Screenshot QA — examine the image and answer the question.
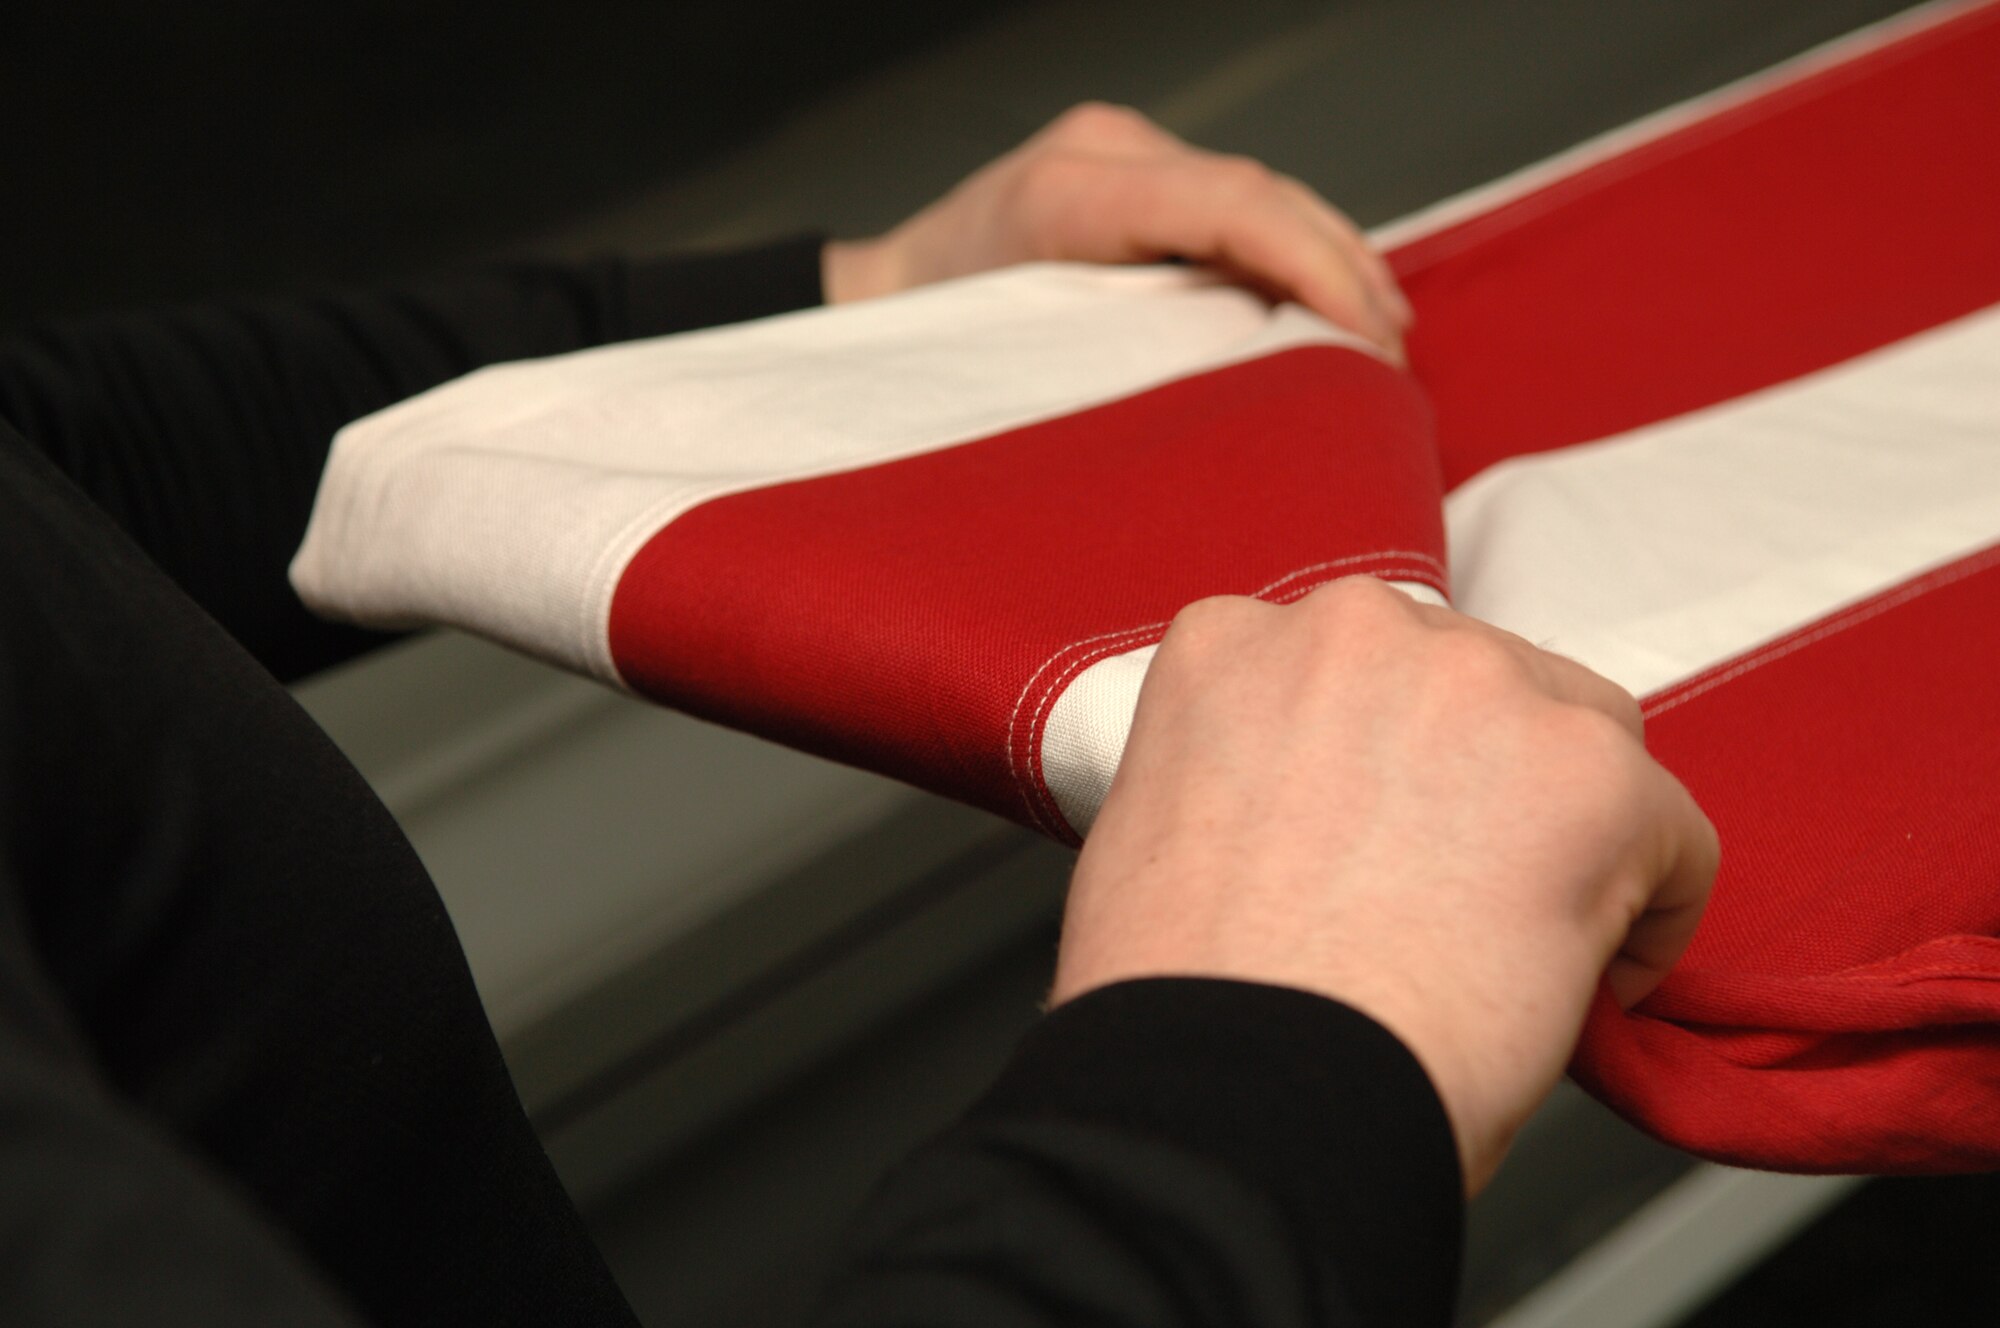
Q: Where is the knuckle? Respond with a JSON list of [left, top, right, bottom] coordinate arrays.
[[1054, 100, 1150, 141], [1574, 704, 1641, 758], [1302, 573, 1403, 611], [1433, 627, 1527, 694], [1295, 576, 1419, 641], [1008, 154, 1089, 224], [1298, 578, 1434, 663], [1212, 154, 1278, 195], [1162, 594, 1260, 652], [1019, 149, 1090, 195], [1548, 706, 1646, 789], [1611, 686, 1646, 739], [1556, 678, 1647, 760]]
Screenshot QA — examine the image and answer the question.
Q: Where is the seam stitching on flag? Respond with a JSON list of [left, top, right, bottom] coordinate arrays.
[[1006, 551, 1451, 838], [1831, 965, 2000, 985], [1007, 553, 1447, 836], [1021, 631, 1172, 842], [1017, 561, 1449, 840], [1008, 626, 1166, 840], [1014, 557, 1451, 837], [1641, 541, 2000, 720], [1269, 566, 1447, 605], [1252, 551, 1446, 600]]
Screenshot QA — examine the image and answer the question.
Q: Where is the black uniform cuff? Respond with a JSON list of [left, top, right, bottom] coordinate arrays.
[[970, 977, 1464, 1326]]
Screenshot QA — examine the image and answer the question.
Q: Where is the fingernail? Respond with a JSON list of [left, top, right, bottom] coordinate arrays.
[[1361, 290, 1404, 360], [1380, 270, 1416, 327], [1360, 246, 1414, 327], [1367, 318, 1407, 367]]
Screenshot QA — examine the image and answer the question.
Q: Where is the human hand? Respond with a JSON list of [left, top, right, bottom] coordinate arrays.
[[1049, 577, 1719, 1196], [821, 102, 1412, 361]]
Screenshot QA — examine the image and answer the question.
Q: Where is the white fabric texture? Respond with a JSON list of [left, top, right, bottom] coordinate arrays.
[[293, 272, 2000, 840], [1041, 307, 2000, 836], [292, 264, 1372, 683], [292, 0, 1995, 840]]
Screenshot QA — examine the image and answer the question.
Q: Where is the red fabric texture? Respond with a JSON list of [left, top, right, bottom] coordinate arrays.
[[1386, 3, 2000, 1171], [1574, 546, 2000, 1173], [1393, 1, 2000, 490], [604, 3, 2000, 1169], [608, 345, 1444, 840]]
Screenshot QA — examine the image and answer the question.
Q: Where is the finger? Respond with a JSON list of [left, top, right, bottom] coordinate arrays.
[[1258, 182, 1407, 342], [1102, 138, 1412, 334], [1276, 177, 1414, 328], [1031, 102, 1186, 160], [1605, 771, 1720, 1008], [1528, 649, 1646, 743], [1412, 607, 1646, 741], [1116, 159, 1405, 356]]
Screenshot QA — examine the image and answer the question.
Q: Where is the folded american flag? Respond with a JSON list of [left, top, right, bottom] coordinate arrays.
[[296, 0, 2000, 1174]]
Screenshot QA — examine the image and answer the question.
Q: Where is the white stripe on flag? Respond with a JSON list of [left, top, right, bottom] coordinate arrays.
[[292, 264, 1375, 681], [1041, 306, 2000, 837]]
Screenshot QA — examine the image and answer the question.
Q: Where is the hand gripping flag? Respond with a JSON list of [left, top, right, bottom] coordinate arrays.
[[291, 270, 1447, 841], [295, 0, 2000, 1172]]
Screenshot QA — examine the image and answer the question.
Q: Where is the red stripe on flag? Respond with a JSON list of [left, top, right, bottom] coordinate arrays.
[[1574, 543, 2000, 1173], [607, 344, 1444, 834], [1391, 2, 2000, 489]]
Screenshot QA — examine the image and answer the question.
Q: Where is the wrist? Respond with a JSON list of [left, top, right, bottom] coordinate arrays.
[[821, 234, 904, 304]]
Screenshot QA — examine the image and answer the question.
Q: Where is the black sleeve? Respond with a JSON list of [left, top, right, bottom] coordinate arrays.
[[0, 425, 646, 1328], [810, 978, 1465, 1328], [0, 234, 827, 682]]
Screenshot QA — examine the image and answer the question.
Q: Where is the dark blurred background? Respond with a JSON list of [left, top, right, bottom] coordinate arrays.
[[10, 2, 1994, 1326], [0, 0, 1007, 326]]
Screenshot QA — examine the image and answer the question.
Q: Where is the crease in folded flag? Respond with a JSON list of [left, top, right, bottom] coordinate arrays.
[[294, 0, 2000, 1173]]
